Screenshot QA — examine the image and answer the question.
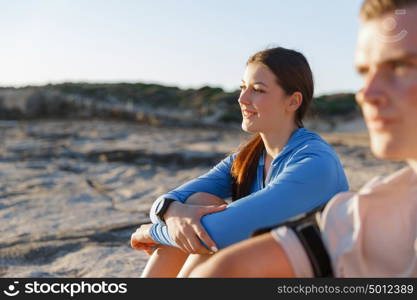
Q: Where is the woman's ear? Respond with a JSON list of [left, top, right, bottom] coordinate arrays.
[[287, 92, 303, 112]]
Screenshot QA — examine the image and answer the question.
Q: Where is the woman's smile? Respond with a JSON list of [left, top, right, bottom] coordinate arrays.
[[242, 109, 258, 119]]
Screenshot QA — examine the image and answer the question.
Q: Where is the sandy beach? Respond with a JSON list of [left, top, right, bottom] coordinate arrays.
[[0, 120, 405, 277]]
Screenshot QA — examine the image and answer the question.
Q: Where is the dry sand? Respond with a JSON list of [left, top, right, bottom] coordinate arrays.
[[0, 120, 405, 277]]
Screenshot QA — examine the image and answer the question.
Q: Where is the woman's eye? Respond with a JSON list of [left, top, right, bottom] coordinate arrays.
[[240, 85, 265, 93]]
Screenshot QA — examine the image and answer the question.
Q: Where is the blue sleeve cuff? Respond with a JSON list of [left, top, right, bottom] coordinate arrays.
[[150, 223, 211, 251], [150, 223, 178, 247]]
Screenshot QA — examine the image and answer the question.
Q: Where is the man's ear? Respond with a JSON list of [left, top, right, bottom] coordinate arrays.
[[287, 92, 303, 112]]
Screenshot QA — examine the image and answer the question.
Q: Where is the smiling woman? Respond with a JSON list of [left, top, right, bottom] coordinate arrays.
[[232, 48, 315, 200], [131, 46, 349, 278]]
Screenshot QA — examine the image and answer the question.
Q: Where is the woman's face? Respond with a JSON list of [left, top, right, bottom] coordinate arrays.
[[238, 62, 293, 134]]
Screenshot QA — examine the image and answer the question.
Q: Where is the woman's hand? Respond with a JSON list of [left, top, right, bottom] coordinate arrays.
[[131, 223, 158, 255], [164, 201, 227, 254]]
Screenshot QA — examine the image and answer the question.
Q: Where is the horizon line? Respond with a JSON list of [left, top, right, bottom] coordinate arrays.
[[0, 80, 357, 97]]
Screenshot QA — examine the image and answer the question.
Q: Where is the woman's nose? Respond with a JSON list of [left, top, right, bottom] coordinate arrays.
[[238, 88, 251, 105]]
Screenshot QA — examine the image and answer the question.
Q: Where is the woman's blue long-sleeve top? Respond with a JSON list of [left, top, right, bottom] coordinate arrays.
[[149, 128, 349, 249]]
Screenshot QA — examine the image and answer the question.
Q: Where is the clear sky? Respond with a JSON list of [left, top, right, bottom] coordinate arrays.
[[1, 0, 364, 95]]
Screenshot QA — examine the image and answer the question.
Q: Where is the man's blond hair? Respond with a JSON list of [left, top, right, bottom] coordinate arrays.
[[360, 0, 417, 19]]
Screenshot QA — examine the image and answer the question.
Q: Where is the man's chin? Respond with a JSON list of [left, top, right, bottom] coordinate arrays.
[[370, 139, 403, 161], [371, 149, 394, 160]]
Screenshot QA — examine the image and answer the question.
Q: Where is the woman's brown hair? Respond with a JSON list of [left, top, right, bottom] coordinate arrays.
[[230, 47, 314, 201]]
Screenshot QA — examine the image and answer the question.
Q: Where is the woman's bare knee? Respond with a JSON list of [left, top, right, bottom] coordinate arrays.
[[185, 192, 227, 206], [141, 245, 189, 278], [153, 244, 186, 257]]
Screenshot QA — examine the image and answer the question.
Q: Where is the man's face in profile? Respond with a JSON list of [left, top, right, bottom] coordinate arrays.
[[355, 5, 417, 161]]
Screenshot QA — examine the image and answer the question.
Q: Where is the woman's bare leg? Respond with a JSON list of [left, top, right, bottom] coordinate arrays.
[[140, 245, 189, 278], [141, 192, 227, 278], [189, 232, 295, 277]]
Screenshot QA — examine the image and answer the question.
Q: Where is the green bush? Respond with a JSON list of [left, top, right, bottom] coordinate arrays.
[[312, 93, 358, 116]]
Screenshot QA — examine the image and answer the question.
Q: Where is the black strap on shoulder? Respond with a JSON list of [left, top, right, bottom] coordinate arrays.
[[251, 204, 334, 277], [289, 221, 334, 277]]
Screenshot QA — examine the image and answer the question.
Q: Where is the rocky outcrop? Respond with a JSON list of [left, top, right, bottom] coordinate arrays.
[[0, 85, 240, 128], [0, 84, 359, 129]]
